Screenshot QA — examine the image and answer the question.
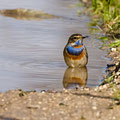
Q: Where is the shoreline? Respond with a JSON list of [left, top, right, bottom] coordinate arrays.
[[0, 87, 119, 120]]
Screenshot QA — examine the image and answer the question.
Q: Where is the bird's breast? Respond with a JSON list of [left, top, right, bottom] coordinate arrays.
[[66, 45, 85, 60]]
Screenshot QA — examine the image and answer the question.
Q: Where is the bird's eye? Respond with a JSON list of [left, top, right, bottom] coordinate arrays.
[[73, 36, 77, 39]]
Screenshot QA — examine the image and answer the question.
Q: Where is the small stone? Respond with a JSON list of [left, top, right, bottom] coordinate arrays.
[[114, 100, 120, 105], [112, 116, 116, 120], [99, 85, 105, 90], [1, 99, 4, 102], [80, 87, 84, 90], [103, 84, 109, 89], [111, 48, 116, 52], [94, 87, 99, 91], [51, 113, 54, 116], [92, 106, 97, 110], [63, 89, 68, 93], [41, 91, 45, 93], [114, 79, 120, 84], [116, 72, 120, 76], [118, 76, 120, 79], [90, 96, 93, 99], [96, 111, 101, 118], [42, 107, 47, 110], [38, 101, 42, 104], [116, 62, 119, 66], [114, 75, 117, 79], [99, 84, 109, 90], [84, 87, 90, 91], [82, 0, 88, 3], [4, 108, 8, 111]]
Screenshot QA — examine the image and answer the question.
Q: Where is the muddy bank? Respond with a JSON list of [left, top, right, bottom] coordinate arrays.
[[103, 47, 120, 88], [81, 0, 120, 91], [0, 8, 59, 20], [0, 88, 119, 120]]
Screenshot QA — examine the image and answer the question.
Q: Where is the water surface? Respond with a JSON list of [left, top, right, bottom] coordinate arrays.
[[0, 0, 108, 91]]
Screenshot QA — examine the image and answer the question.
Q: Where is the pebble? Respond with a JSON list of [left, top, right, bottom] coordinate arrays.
[[4, 107, 8, 111], [92, 106, 97, 110], [103, 84, 109, 89], [1, 99, 4, 102], [63, 89, 68, 93], [51, 113, 54, 116], [112, 116, 116, 120], [98, 86, 103, 90], [115, 62, 119, 66], [116, 72, 120, 76], [114, 79, 120, 84], [111, 48, 116, 52], [82, 0, 88, 3], [114, 100, 120, 104], [38, 101, 42, 104], [118, 76, 120, 79], [84, 87, 90, 91], [80, 87, 84, 91], [94, 87, 99, 91], [90, 96, 93, 99], [41, 91, 45, 94], [99, 84, 109, 90], [96, 111, 101, 118], [42, 107, 47, 110]]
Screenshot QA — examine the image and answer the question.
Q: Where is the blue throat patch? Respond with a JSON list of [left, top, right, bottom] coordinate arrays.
[[67, 46, 84, 56], [67, 40, 84, 56], [75, 40, 82, 45]]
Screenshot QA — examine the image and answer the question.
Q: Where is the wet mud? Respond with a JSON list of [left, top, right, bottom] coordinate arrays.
[[0, 8, 59, 20], [0, 89, 119, 120]]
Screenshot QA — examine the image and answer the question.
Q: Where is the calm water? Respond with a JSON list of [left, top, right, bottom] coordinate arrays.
[[0, 0, 108, 92]]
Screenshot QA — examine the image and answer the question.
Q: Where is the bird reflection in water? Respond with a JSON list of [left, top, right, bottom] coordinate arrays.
[[63, 67, 88, 89]]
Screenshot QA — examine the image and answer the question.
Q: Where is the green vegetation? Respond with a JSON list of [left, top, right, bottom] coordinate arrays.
[[103, 75, 114, 84], [109, 40, 120, 47], [111, 83, 120, 103], [81, 115, 86, 120], [113, 90, 120, 104], [82, 0, 120, 49], [85, 0, 120, 35], [103, 75, 120, 104]]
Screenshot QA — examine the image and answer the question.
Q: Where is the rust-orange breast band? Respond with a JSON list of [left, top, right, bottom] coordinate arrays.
[[65, 50, 85, 60]]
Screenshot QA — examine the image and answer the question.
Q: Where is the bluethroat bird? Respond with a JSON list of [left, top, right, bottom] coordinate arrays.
[[63, 34, 88, 67]]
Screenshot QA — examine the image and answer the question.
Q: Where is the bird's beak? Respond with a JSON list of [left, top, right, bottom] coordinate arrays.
[[82, 36, 89, 39]]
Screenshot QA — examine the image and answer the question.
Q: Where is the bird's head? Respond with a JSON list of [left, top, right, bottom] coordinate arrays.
[[68, 34, 88, 45]]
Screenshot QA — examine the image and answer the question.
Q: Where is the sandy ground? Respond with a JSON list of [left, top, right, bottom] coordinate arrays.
[[0, 88, 119, 120]]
